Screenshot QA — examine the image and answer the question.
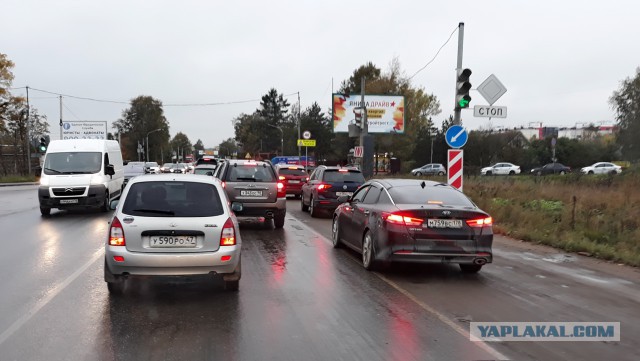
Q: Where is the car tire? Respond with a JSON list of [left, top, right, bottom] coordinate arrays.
[[331, 216, 343, 248], [486, 171, 492, 176], [40, 207, 51, 216], [309, 196, 318, 218], [362, 230, 379, 271], [224, 280, 239, 291], [536, 171, 542, 176], [274, 213, 285, 229], [415, 172, 422, 176], [509, 171, 515, 175], [101, 191, 110, 212], [588, 170, 594, 174], [609, 170, 617, 175], [459, 264, 483, 273], [107, 280, 125, 294], [438, 171, 445, 176], [560, 171, 566, 175], [301, 195, 309, 212]]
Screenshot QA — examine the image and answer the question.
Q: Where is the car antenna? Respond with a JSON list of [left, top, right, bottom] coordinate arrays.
[[421, 181, 426, 189]]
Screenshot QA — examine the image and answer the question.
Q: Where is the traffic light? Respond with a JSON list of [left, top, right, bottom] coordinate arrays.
[[353, 107, 364, 128], [456, 68, 472, 109], [38, 137, 47, 153]]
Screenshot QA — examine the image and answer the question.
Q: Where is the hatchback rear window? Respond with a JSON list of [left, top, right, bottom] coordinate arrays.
[[227, 165, 275, 182], [122, 181, 224, 217], [323, 170, 365, 183], [388, 186, 475, 207], [278, 168, 307, 176]]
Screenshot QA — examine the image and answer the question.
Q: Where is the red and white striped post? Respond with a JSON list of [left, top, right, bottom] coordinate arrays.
[[448, 149, 464, 191]]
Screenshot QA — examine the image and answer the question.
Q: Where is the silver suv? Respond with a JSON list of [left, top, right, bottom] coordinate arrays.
[[215, 159, 287, 228]]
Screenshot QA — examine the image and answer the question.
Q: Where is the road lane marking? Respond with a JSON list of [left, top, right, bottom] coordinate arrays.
[[288, 213, 509, 360], [0, 248, 104, 346]]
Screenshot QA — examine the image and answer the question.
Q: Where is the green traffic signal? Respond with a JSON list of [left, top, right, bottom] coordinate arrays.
[[458, 95, 471, 108]]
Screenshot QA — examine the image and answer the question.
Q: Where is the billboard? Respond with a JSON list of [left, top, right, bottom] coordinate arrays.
[[332, 94, 405, 133], [62, 121, 108, 140]]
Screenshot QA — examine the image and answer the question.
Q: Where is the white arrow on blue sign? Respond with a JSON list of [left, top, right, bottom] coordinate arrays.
[[445, 125, 468, 149]]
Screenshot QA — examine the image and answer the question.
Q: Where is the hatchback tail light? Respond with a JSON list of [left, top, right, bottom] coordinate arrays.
[[109, 217, 126, 246], [278, 175, 286, 180], [220, 217, 236, 246], [466, 217, 493, 228], [277, 181, 286, 198], [382, 212, 424, 227], [317, 183, 330, 191]]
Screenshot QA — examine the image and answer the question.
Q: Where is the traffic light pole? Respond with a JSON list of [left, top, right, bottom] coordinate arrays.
[[453, 22, 465, 126], [359, 77, 367, 148]]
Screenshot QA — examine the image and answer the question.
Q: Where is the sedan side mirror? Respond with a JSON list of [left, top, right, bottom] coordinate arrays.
[[109, 199, 120, 210]]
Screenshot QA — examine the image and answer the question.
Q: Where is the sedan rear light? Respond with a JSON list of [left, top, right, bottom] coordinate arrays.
[[220, 218, 236, 246], [277, 181, 286, 198], [382, 212, 424, 227], [466, 217, 493, 228], [278, 175, 286, 180], [109, 217, 126, 246], [317, 183, 330, 191]]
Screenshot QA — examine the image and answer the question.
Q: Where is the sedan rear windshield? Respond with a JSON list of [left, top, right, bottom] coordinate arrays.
[[388, 186, 476, 207], [122, 181, 224, 217], [193, 167, 216, 175], [323, 170, 365, 183]]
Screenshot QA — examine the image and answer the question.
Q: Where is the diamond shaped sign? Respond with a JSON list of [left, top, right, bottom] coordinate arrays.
[[477, 74, 507, 106]]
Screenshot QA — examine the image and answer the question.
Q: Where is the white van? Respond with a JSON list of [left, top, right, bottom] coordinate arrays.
[[38, 139, 124, 216]]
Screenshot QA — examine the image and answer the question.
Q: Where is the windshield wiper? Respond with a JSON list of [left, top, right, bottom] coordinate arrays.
[[132, 208, 175, 215], [44, 167, 63, 174]]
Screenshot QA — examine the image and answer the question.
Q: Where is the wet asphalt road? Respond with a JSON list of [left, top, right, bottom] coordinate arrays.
[[0, 185, 639, 360]]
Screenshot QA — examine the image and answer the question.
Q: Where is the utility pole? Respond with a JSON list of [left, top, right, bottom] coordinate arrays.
[[59, 95, 63, 140], [359, 77, 366, 147], [297, 92, 301, 160], [26, 86, 31, 176], [453, 22, 465, 125]]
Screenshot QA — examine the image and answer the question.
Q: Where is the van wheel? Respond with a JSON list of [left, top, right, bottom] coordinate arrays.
[[101, 192, 110, 212], [40, 207, 51, 216]]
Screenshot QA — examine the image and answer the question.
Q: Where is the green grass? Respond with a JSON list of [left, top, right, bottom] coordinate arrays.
[[463, 172, 640, 267], [0, 175, 38, 183]]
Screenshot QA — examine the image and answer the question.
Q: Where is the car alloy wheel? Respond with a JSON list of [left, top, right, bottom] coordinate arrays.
[[309, 196, 317, 217], [362, 231, 377, 270], [301, 194, 309, 212], [331, 217, 342, 248]]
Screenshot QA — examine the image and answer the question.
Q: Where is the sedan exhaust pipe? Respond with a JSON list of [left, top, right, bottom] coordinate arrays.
[[473, 258, 487, 265], [265, 211, 274, 219]]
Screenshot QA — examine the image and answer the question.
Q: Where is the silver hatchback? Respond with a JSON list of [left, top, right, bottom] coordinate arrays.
[[104, 174, 242, 293]]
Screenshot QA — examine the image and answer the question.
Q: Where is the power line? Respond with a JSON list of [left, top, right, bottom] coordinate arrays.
[[62, 103, 81, 121], [23, 87, 300, 107], [409, 26, 459, 80]]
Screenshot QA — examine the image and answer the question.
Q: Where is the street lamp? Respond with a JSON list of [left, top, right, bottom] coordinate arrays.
[[266, 123, 284, 156], [146, 129, 161, 162]]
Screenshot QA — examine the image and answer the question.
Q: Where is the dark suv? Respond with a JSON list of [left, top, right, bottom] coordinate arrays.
[[215, 159, 287, 228], [301, 166, 365, 217]]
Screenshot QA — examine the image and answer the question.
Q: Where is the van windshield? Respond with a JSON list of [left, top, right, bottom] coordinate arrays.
[[43, 152, 102, 175]]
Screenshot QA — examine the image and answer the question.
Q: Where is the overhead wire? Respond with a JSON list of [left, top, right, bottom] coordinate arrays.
[[409, 26, 459, 80]]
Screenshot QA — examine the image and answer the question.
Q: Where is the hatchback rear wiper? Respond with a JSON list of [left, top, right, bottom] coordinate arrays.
[[132, 208, 175, 215]]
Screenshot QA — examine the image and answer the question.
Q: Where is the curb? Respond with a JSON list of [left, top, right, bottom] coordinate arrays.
[[0, 182, 39, 187]]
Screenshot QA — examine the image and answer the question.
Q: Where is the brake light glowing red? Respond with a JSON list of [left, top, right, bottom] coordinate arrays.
[[220, 218, 236, 246], [338, 169, 348, 172], [277, 181, 286, 198], [113, 256, 125, 262], [383, 213, 424, 227], [466, 217, 493, 228], [221, 255, 232, 262], [109, 217, 126, 246], [317, 183, 330, 191]]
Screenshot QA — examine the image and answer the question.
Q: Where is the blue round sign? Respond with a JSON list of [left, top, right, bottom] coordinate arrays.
[[445, 125, 468, 148]]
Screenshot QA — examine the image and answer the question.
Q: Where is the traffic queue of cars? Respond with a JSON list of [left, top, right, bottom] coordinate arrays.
[[102, 153, 627, 295]]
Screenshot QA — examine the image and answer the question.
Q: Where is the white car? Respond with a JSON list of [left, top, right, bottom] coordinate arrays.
[[104, 174, 242, 294], [480, 163, 521, 176], [580, 162, 622, 175], [144, 161, 160, 174]]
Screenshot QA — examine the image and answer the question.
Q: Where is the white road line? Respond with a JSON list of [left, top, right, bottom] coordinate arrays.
[[288, 213, 509, 361], [0, 248, 104, 346]]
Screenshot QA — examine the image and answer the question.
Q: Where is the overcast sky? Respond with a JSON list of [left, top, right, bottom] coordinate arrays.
[[4, 0, 639, 148]]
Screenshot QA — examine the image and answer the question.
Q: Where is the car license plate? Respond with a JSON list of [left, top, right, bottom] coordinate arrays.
[[59, 199, 78, 204], [427, 219, 463, 228], [335, 192, 352, 197], [149, 236, 197, 248], [288, 180, 300, 184], [240, 190, 263, 197]]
